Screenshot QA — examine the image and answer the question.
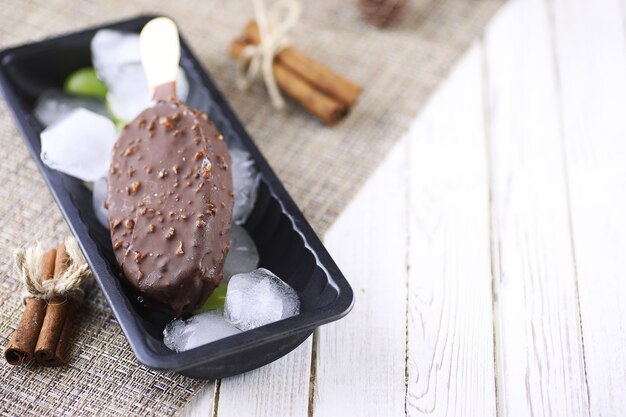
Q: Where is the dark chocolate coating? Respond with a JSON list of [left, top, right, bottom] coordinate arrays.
[[107, 100, 233, 315]]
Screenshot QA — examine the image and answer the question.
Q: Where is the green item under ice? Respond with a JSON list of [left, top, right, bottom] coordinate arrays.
[[194, 283, 228, 314], [64, 67, 108, 99]]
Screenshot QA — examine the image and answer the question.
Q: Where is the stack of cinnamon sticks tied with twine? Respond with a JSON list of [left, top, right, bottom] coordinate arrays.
[[231, 20, 362, 125], [4, 237, 91, 367]]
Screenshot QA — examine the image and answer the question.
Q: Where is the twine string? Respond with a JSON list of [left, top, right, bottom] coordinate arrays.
[[15, 237, 92, 304], [236, 0, 301, 108]]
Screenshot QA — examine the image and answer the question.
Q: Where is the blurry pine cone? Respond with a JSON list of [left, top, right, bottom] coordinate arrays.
[[359, 0, 411, 28]]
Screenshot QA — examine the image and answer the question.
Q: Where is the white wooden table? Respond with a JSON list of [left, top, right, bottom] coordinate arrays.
[[183, 0, 626, 415]]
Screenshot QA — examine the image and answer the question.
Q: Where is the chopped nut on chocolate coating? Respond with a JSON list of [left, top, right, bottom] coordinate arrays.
[[194, 151, 204, 160], [201, 159, 212, 178], [221, 202, 226, 208], [124, 219, 135, 229], [174, 130, 185, 137], [148, 224, 156, 233], [172, 164, 180, 174], [215, 132, 224, 141], [196, 219, 206, 228], [131, 181, 140, 192], [113, 241, 122, 250], [219, 155, 229, 170], [157, 169, 168, 179], [159, 116, 174, 131], [127, 167, 136, 177], [165, 227, 175, 239], [176, 241, 184, 256], [122, 146, 135, 157], [207, 202, 217, 215], [140, 207, 147, 215]]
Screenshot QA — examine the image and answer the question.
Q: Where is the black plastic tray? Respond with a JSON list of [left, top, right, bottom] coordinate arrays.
[[0, 15, 353, 379]]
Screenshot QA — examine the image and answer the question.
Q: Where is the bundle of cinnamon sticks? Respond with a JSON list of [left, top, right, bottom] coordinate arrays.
[[230, 20, 362, 125], [4, 243, 80, 367]]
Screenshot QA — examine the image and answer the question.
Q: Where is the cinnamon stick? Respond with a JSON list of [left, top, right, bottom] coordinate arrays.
[[54, 301, 78, 365], [34, 243, 71, 366], [231, 38, 347, 125], [244, 20, 362, 107], [4, 248, 56, 365]]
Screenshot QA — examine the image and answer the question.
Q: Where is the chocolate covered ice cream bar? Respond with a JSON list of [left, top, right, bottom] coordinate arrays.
[[107, 99, 233, 315]]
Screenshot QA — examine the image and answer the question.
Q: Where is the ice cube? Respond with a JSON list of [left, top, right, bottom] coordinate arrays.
[[92, 177, 109, 229], [91, 29, 189, 122], [223, 224, 259, 281], [163, 310, 241, 352], [105, 62, 189, 122], [230, 148, 260, 224], [91, 29, 141, 86], [224, 268, 300, 331], [40, 108, 117, 182], [34, 89, 108, 127]]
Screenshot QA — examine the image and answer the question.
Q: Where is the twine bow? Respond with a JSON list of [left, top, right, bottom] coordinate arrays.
[[15, 237, 92, 304], [237, 0, 301, 108]]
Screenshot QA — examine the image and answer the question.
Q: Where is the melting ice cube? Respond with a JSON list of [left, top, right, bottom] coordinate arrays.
[[224, 268, 300, 331], [163, 310, 241, 352], [34, 89, 108, 127], [230, 148, 260, 224], [91, 29, 141, 85], [91, 29, 189, 122], [223, 224, 259, 281], [40, 108, 117, 182], [105, 62, 189, 122], [92, 177, 109, 229]]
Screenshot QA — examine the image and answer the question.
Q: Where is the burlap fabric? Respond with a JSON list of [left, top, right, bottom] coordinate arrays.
[[0, 0, 503, 415]]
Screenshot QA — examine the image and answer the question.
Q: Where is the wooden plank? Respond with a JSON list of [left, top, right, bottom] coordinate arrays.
[[215, 338, 312, 417], [180, 382, 216, 417], [405, 44, 497, 416], [483, 0, 589, 415], [551, 0, 626, 415], [312, 137, 410, 417]]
